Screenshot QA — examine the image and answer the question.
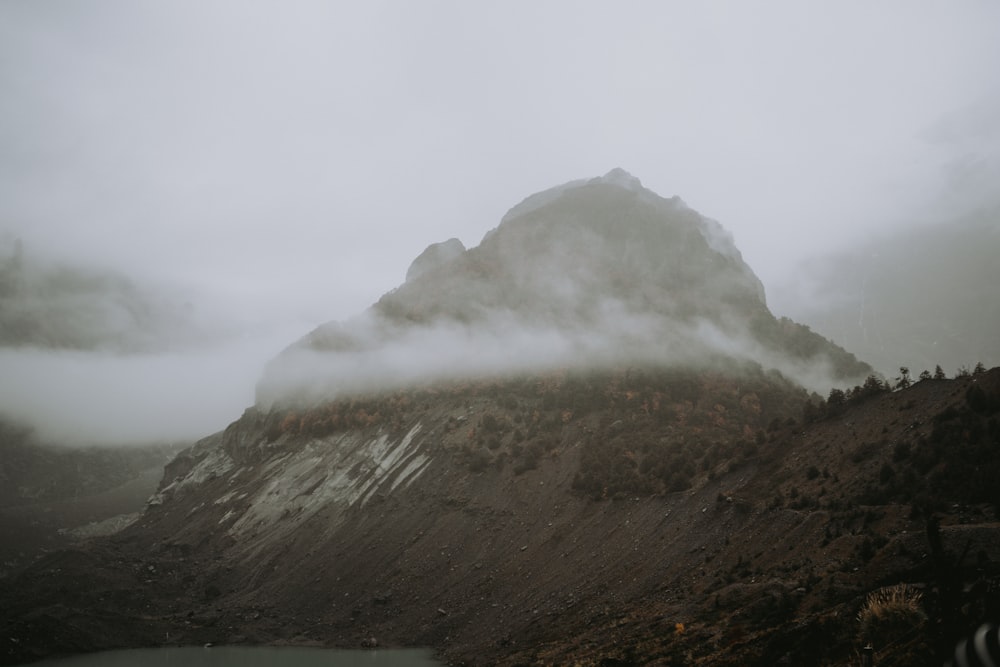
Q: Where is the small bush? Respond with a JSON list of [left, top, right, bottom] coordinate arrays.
[[857, 584, 926, 647], [481, 413, 499, 432]]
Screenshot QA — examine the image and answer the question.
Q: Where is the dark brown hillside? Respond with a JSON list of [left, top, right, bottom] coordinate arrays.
[[3, 368, 998, 666], [259, 362, 807, 498], [0, 421, 186, 577]]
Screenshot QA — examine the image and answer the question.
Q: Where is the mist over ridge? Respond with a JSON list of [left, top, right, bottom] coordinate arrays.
[[258, 170, 869, 406], [0, 235, 219, 354], [0, 235, 311, 446], [772, 201, 1000, 379]]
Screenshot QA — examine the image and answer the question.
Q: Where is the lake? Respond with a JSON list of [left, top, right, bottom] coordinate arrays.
[[15, 646, 444, 667]]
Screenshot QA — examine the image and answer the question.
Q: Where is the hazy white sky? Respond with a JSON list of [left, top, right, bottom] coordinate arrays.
[[4, 1, 999, 316], [2, 1, 999, 443]]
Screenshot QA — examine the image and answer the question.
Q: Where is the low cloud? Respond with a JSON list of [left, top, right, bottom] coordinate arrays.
[[0, 237, 314, 445], [0, 329, 299, 446], [257, 300, 856, 409]]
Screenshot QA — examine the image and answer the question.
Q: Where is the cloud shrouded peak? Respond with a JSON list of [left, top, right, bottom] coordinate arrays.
[[257, 172, 869, 405], [405, 238, 466, 284]]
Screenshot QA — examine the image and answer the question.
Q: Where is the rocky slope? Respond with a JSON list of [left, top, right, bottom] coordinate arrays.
[[0, 419, 186, 576], [3, 369, 999, 665]]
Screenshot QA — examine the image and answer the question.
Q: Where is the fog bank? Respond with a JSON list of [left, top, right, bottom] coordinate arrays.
[[0, 328, 305, 446]]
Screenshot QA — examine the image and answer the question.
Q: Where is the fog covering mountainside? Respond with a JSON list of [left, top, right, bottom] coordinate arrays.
[[0, 236, 312, 445], [259, 169, 869, 405], [773, 204, 1000, 378]]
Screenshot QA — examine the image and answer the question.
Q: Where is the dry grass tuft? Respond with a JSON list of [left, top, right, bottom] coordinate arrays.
[[857, 583, 926, 648]]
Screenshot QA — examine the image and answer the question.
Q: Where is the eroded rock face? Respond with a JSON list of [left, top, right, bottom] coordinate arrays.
[[146, 411, 435, 559], [220, 424, 429, 538]]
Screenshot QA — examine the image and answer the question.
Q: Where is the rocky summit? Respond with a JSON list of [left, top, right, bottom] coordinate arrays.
[[3, 172, 999, 667]]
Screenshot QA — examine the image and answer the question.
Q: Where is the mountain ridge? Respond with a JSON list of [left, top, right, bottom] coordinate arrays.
[[772, 204, 1000, 377]]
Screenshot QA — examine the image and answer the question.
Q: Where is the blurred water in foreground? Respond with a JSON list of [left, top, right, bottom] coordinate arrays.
[[15, 646, 443, 667]]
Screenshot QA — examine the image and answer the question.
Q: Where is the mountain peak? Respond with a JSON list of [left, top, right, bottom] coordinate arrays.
[[593, 167, 643, 191], [500, 168, 649, 225], [405, 237, 466, 283], [257, 171, 871, 405]]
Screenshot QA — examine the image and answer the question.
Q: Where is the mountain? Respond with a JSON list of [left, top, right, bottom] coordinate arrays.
[[258, 169, 869, 405], [0, 237, 206, 353], [6, 172, 997, 666], [0, 418, 187, 577]]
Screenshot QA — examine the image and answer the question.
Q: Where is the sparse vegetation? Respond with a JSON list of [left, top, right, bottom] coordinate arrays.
[[263, 361, 810, 500], [568, 364, 807, 499], [857, 584, 926, 656]]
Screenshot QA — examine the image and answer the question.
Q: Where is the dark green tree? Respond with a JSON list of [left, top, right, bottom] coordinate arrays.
[[863, 374, 888, 397], [802, 399, 822, 424], [895, 367, 911, 390], [827, 388, 846, 412]]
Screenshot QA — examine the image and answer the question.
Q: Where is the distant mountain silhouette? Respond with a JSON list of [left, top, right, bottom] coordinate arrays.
[[773, 204, 1000, 378], [0, 238, 204, 353]]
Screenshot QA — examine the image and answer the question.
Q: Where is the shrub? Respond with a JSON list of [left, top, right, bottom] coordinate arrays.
[[857, 584, 926, 648], [466, 447, 491, 473], [481, 413, 499, 432]]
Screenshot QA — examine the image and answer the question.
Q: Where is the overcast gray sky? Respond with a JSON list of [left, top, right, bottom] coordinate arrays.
[[2, 1, 999, 443]]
